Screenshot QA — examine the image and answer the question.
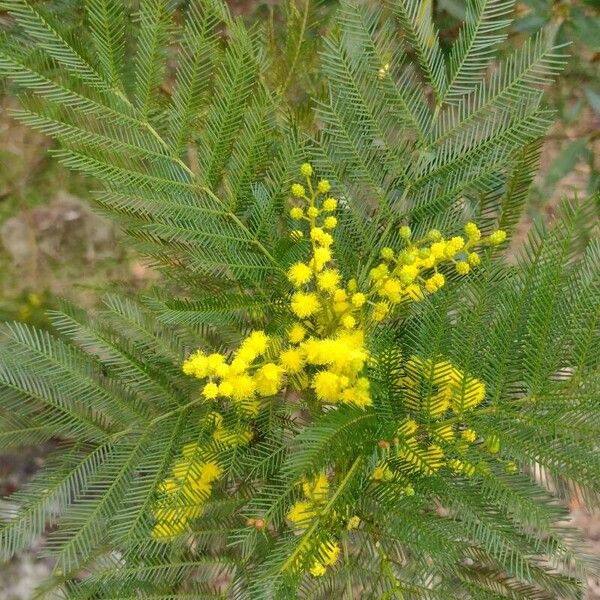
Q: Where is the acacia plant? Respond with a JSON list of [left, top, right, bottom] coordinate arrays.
[[0, 0, 599, 598]]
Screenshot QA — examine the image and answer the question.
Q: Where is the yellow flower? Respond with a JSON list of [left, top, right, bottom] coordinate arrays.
[[427, 229, 442, 241], [351, 292, 366, 307], [307, 206, 319, 218], [342, 315, 356, 329], [202, 382, 219, 399], [312, 370, 343, 402], [289, 323, 307, 344], [290, 206, 304, 219], [313, 247, 331, 270], [300, 163, 313, 176], [380, 247, 394, 260], [280, 348, 305, 373], [287, 500, 315, 525], [461, 429, 477, 443], [291, 183, 305, 197], [456, 261, 470, 275], [302, 472, 329, 500], [230, 374, 256, 401], [372, 302, 389, 321], [322, 215, 336, 229], [218, 380, 234, 397], [399, 225, 411, 239], [291, 292, 321, 318], [317, 269, 341, 291], [468, 252, 481, 266], [206, 353, 226, 375], [182, 351, 208, 378], [382, 278, 402, 303], [322, 197, 337, 211], [489, 230, 507, 245], [430, 242, 446, 259], [255, 363, 283, 396], [333, 288, 347, 303], [425, 273, 445, 293], [309, 562, 326, 577], [464, 222, 481, 241], [398, 264, 418, 284], [347, 515, 360, 530], [287, 262, 312, 287], [317, 179, 331, 193]]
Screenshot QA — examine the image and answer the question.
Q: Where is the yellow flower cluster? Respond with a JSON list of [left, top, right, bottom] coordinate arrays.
[[286, 472, 341, 577], [370, 357, 502, 484], [367, 222, 506, 320], [151, 442, 222, 540], [152, 413, 253, 541]]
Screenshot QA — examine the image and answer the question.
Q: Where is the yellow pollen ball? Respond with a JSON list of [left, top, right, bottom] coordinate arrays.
[[280, 348, 305, 373], [342, 315, 356, 329], [456, 261, 470, 275], [489, 230, 507, 245], [351, 293, 366, 307], [322, 198, 337, 211], [317, 180, 331, 193], [291, 292, 321, 318], [300, 162, 313, 176], [289, 323, 306, 344], [468, 252, 481, 266], [291, 183, 305, 198], [317, 269, 341, 291], [202, 382, 219, 399], [287, 262, 312, 287], [290, 207, 304, 220], [307, 206, 319, 218], [323, 216, 337, 229]]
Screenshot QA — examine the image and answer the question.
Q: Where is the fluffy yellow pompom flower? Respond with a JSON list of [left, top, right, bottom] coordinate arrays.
[[287, 500, 315, 525], [342, 315, 356, 329], [255, 363, 283, 396], [302, 472, 329, 500], [280, 348, 305, 373], [489, 230, 507, 245], [467, 252, 481, 266], [317, 179, 331, 193], [313, 247, 331, 270], [464, 222, 481, 241], [182, 351, 208, 378], [380, 247, 394, 260], [317, 269, 341, 291], [456, 261, 470, 275], [290, 207, 304, 219], [291, 292, 321, 318], [461, 429, 477, 443], [399, 225, 412, 239], [218, 380, 234, 397], [351, 292, 366, 307], [322, 197, 337, 211], [373, 302, 389, 321], [309, 562, 326, 577], [425, 273, 445, 293], [287, 262, 312, 287], [323, 216, 337, 229], [202, 382, 219, 399], [398, 264, 418, 284], [238, 331, 269, 361], [312, 370, 342, 402], [230, 374, 256, 401], [289, 323, 306, 344], [307, 206, 320, 218], [300, 163, 313, 176], [382, 278, 402, 303], [291, 183, 305, 198]]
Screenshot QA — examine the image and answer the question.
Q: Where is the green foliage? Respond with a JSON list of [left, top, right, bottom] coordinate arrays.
[[0, 0, 599, 598]]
